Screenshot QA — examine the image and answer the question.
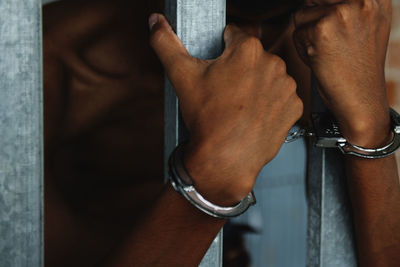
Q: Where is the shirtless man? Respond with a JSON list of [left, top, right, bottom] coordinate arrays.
[[44, 0, 400, 266]]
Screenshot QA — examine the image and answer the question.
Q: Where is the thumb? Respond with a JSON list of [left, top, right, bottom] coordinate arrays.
[[149, 14, 195, 83]]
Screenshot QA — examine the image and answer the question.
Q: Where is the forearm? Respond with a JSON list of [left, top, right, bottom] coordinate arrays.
[[102, 183, 225, 267], [291, 0, 397, 264], [346, 155, 400, 266]]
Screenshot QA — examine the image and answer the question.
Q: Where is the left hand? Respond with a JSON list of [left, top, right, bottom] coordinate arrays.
[[293, 0, 392, 147]]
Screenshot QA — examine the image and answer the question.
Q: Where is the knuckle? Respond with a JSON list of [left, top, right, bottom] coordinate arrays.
[[315, 17, 331, 39], [236, 37, 264, 67], [334, 4, 351, 24], [286, 76, 297, 91], [270, 55, 287, 74], [293, 97, 304, 119], [239, 36, 264, 55]]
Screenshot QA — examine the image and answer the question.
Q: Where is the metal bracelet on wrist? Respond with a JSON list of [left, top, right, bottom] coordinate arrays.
[[285, 108, 400, 159], [168, 143, 256, 219]]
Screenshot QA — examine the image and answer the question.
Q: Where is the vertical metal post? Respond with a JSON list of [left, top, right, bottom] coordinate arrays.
[[164, 1, 226, 266], [0, 0, 44, 267], [307, 76, 357, 266]]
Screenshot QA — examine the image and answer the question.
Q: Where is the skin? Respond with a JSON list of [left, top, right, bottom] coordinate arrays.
[[292, 1, 400, 265], [44, 0, 400, 266], [150, 18, 303, 205], [44, 1, 165, 265]]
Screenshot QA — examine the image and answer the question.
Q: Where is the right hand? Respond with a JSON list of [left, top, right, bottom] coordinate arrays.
[[149, 14, 303, 205]]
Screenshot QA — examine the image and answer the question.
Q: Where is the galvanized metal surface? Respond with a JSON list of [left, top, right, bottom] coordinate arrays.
[[0, 0, 44, 266], [164, 1, 226, 266], [307, 76, 357, 266], [232, 135, 308, 267]]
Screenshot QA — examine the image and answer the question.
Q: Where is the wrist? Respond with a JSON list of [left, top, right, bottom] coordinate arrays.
[[183, 140, 256, 206], [339, 110, 391, 149], [330, 81, 391, 148]]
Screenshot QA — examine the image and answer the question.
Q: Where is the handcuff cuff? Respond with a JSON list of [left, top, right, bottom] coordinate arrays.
[[285, 108, 400, 159], [168, 143, 256, 219], [169, 108, 400, 219]]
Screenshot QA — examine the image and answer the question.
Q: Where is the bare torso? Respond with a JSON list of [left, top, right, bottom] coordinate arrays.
[[44, 1, 165, 265]]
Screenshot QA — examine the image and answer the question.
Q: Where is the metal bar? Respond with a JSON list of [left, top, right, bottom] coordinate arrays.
[[0, 0, 44, 266], [307, 76, 357, 266], [231, 138, 308, 267], [164, 1, 226, 266]]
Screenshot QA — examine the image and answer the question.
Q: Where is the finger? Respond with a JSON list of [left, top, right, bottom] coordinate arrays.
[[149, 13, 196, 82], [294, 5, 331, 29], [293, 27, 315, 66]]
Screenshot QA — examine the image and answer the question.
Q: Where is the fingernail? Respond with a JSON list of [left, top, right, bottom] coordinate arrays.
[[149, 13, 159, 30]]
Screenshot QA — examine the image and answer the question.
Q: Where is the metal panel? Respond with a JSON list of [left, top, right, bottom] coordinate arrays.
[[232, 136, 308, 267], [164, 1, 226, 266], [0, 0, 44, 267], [307, 76, 357, 266]]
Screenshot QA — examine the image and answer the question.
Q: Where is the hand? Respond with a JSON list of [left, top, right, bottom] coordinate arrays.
[[149, 14, 303, 205], [293, 0, 392, 147]]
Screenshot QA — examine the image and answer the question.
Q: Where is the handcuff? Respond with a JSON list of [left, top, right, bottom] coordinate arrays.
[[169, 108, 400, 219], [285, 108, 400, 159], [168, 143, 256, 219]]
